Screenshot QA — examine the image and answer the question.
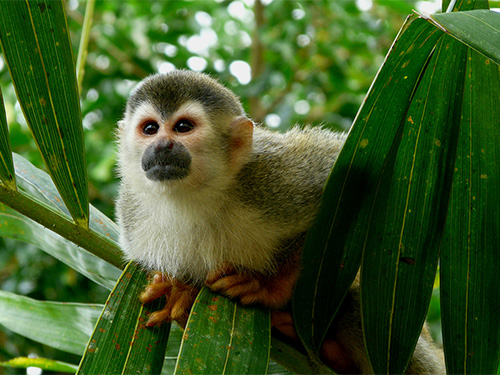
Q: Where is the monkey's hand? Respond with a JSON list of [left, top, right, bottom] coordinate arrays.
[[140, 273, 199, 328], [205, 255, 300, 309]]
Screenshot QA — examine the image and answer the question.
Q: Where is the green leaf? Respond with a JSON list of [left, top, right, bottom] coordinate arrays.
[[77, 262, 170, 375], [0, 290, 102, 355], [175, 287, 270, 374], [0, 357, 77, 373], [13, 153, 120, 245], [270, 336, 332, 375], [0, 0, 88, 226], [0, 202, 120, 290], [162, 324, 183, 375], [361, 34, 466, 374], [441, 0, 489, 12], [0, 88, 15, 189], [292, 15, 442, 356], [440, 48, 500, 374], [424, 10, 500, 66], [0, 153, 123, 269]]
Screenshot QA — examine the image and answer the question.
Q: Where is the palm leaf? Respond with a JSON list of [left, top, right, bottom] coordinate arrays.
[[440, 47, 500, 374], [0, 88, 15, 188], [0, 0, 88, 226], [361, 33, 465, 374], [292, 14, 442, 359], [77, 262, 170, 375], [0, 290, 102, 355], [0, 202, 119, 290], [0, 153, 122, 268], [175, 287, 270, 375], [0, 357, 77, 373]]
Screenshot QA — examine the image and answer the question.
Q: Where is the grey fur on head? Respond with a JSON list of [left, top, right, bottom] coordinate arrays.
[[125, 70, 245, 125]]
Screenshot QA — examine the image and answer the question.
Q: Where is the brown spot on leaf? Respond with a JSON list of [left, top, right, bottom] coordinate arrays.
[[400, 257, 416, 265]]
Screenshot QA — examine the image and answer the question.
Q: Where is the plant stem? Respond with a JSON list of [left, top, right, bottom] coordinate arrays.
[[76, 0, 96, 94], [0, 184, 123, 269]]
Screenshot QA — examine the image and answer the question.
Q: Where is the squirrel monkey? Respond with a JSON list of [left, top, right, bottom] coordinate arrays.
[[116, 70, 444, 374]]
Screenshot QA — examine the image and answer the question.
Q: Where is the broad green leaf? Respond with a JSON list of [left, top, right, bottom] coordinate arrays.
[[270, 336, 332, 375], [424, 10, 500, 66], [440, 48, 500, 374], [0, 357, 77, 373], [441, 0, 489, 12], [0, 290, 102, 355], [0, 202, 120, 290], [0, 0, 88, 226], [77, 262, 170, 375], [13, 153, 120, 245], [0, 153, 123, 268], [175, 287, 270, 374], [292, 15, 442, 356], [0, 89, 15, 189], [162, 324, 183, 375], [361, 34, 466, 374]]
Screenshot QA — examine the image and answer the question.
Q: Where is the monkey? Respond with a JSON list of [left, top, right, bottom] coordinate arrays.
[[116, 70, 444, 374]]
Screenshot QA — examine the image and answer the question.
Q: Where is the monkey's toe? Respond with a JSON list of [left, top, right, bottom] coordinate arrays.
[[206, 273, 260, 294], [205, 272, 290, 308], [144, 281, 199, 328], [205, 263, 238, 284], [140, 278, 173, 304]]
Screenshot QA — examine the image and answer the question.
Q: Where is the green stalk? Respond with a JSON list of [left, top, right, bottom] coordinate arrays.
[[0, 184, 123, 269], [76, 0, 96, 94]]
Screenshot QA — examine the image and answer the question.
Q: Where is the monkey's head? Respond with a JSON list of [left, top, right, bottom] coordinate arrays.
[[117, 70, 254, 196]]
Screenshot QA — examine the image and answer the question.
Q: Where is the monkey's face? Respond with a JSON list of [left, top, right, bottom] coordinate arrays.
[[118, 72, 254, 197], [139, 120, 192, 182], [118, 100, 252, 196]]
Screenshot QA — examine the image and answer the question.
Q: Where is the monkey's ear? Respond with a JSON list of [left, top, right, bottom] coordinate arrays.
[[228, 116, 254, 171]]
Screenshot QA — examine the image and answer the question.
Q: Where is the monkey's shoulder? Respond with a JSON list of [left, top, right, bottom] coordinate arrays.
[[236, 126, 345, 224]]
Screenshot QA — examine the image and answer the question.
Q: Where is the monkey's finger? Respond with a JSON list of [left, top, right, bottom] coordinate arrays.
[[170, 293, 195, 325], [205, 262, 238, 284], [239, 289, 290, 308], [320, 338, 358, 374], [146, 308, 173, 327], [140, 281, 173, 304], [152, 272, 166, 284], [271, 311, 299, 341], [207, 273, 260, 293]]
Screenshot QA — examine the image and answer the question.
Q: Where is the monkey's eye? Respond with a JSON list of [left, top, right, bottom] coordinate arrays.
[[142, 121, 159, 135], [173, 120, 194, 133]]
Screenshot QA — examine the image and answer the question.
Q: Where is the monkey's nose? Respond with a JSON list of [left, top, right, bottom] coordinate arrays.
[[154, 139, 174, 152], [141, 139, 192, 181]]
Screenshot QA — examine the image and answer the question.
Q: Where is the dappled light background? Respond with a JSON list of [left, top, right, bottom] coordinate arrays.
[[0, 0, 446, 369]]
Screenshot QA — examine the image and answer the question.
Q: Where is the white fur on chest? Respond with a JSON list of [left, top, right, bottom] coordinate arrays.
[[121, 192, 290, 284]]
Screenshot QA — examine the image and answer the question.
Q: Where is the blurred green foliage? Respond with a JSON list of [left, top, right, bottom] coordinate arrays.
[[0, 0, 444, 369]]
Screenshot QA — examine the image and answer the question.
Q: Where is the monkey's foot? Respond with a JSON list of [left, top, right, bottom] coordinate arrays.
[[140, 273, 199, 328], [205, 258, 300, 309]]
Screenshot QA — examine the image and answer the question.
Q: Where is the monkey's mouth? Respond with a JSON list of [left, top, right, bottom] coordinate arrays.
[[141, 140, 192, 182], [144, 164, 190, 181]]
